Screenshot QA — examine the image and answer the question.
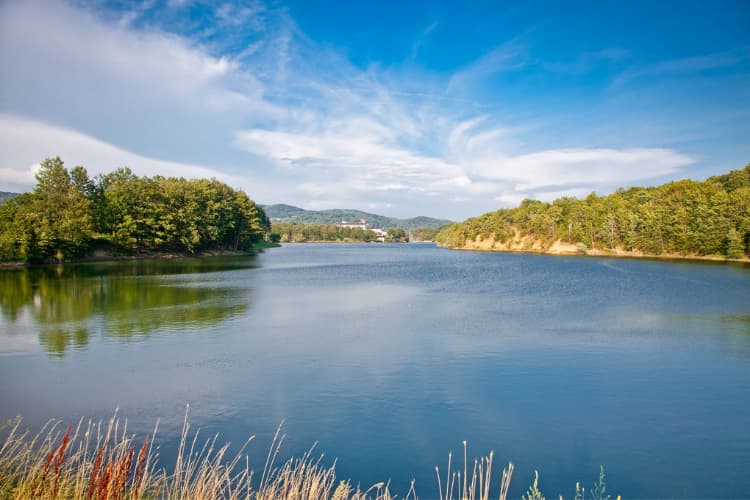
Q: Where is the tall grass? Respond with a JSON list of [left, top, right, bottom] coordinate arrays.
[[0, 409, 617, 499]]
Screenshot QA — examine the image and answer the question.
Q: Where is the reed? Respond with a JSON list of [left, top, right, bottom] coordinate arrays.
[[0, 409, 615, 499]]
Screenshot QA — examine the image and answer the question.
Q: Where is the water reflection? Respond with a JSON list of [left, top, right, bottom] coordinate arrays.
[[39, 326, 90, 356], [0, 258, 256, 356]]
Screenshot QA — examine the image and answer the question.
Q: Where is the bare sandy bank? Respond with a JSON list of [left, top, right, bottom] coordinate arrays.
[[441, 234, 750, 264]]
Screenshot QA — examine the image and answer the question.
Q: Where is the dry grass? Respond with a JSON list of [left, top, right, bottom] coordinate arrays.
[[434, 441, 514, 500], [0, 408, 611, 500]]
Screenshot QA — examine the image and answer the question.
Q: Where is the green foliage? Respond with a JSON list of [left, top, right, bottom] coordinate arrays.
[[0, 158, 94, 262], [0, 157, 269, 262], [271, 222, 376, 243], [708, 163, 750, 191], [437, 164, 750, 258], [590, 465, 611, 500], [409, 226, 442, 241], [522, 470, 545, 500], [725, 228, 745, 258], [386, 227, 407, 242]]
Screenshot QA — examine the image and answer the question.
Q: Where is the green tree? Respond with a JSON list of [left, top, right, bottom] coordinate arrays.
[[31, 157, 93, 259], [725, 228, 746, 258], [386, 227, 407, 242]]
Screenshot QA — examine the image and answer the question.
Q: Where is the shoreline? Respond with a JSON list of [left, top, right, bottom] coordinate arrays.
[[277, 239, 420, 244], [0, 245, 280, 269], [438, 242, 750, 265]]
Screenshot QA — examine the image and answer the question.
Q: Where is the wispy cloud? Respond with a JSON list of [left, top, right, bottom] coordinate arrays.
[[447, 39, 528, 93], [541, 48, 632, 74], [0, 114, 256, 190], [445, 118, 693, 188], [0, 0, 275, 117], [408, 19, 440, 61], [612, 48, 750, 87]]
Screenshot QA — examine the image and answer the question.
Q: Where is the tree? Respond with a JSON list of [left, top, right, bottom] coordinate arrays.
[[386, 227, 407, 242], [725, 228, 746, 258], [30, 157, 93, 259]]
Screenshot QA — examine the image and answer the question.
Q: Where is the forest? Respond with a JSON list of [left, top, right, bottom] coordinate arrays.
[[270, 222, 377, 243], [270, 223, 415, 243], [0, 157, 270, 263], [436, 164, 750, 259]]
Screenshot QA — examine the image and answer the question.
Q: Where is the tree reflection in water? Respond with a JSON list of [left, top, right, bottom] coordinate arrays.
[[0, 258, 256, 356]]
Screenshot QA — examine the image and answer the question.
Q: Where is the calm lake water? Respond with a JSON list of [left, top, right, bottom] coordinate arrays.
[[1, 243, 749, 498]]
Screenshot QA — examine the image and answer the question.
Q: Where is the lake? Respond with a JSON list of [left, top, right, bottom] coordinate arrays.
[[1, 243, 749, 498]]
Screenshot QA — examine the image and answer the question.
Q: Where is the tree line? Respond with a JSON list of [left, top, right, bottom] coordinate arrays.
[[270, 223, 423, 243], [0, 157, 270, 262], [436, 164, 750, 259], [409, 226, 442, 242], [271, 222, 385, 243]]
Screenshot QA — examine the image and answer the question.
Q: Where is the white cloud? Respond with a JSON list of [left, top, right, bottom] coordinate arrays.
[[447, 118, 693, 189], [474, 148, 693, 187], [0, 0, 280, 174], [0, 115, 271, 196], [0, 0, 265, 112], [494, 192, 527, 206], [447, 40, 528, 93], [611, 49, 749, 88], [232, 123, 465, 196]]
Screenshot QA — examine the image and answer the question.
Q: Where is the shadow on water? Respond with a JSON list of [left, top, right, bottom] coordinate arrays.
[[0, 257, 257, 356]]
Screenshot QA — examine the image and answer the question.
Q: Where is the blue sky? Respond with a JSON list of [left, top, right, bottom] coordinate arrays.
[[1, 0, 748, 219]]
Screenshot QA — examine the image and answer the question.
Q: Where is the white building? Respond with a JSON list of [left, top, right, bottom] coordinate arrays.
[[335, 218, 368, 230]]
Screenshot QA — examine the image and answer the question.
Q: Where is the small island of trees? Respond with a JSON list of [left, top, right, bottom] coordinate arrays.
[[0, 157, 270, 263]]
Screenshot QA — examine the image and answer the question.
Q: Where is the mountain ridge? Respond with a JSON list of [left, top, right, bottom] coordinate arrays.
[[262, 204, 452, 230], [0, 192, 20, 204]]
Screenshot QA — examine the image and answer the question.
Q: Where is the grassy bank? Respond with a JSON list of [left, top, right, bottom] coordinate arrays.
[[0, 411, 617, 500]]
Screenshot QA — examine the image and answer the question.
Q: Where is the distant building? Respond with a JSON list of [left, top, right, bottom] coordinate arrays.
[[336, 218, 368, 230], [370, 228, 387, 242], [335, 219, 388, 241]]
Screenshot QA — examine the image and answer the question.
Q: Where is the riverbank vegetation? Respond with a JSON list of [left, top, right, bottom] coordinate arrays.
[[270, 222, 378, 243], [409, 226, 442, 242], [0, 413, 616, 500], [270, 223, 444, 243], [436, 164, 750, 259], [0, 158, 270, 263]]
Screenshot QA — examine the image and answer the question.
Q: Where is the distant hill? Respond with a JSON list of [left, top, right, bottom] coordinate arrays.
[[263, 204, 452, 230], [0, 192, 20, 204]]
